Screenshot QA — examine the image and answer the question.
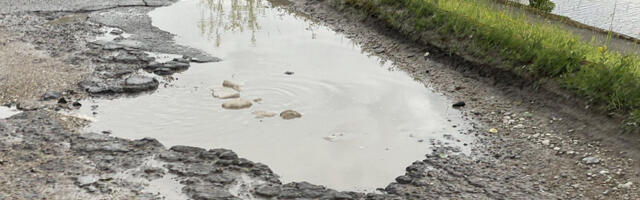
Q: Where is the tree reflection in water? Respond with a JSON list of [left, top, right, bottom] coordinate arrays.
[[197, 0, 264, 47]]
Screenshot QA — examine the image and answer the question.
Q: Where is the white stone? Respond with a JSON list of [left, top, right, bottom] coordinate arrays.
[[252, 111, 277, 119], [221, 98, 252, 109], [211, 87, 240, 99], [222, 80, 243, 91]]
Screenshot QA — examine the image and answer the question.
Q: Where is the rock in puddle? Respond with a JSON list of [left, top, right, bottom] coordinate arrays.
[[252, 111, 277, 119], [280, 110, 302, 120], [222, 80, 243, 91], [211, 87, 240, 99], [221, 99, 252, 110]]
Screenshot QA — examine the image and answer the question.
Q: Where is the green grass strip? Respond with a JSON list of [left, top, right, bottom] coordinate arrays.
[[341, 0, 640, 124]]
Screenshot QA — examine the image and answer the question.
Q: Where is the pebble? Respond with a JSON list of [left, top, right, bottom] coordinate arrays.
[[582, 156, 601, 165], [221, 99, 252, 110], [280, 110, 302, 120], [618, 182, 633, 189], [109, 29, 123, 35], [452, 101, 466, 108], [41, 91, 62, 101], [541, 139, 551, 146], [252, 111, 277, 119], [211, 87, 240, 99], [76, 175, 99, 186], [284, 71, 294, 75], [222, 80, 243, 91]]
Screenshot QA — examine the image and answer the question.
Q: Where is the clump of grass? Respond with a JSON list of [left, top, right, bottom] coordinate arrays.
[[340, 0, 640, 124], [528, 0, 555, 13]]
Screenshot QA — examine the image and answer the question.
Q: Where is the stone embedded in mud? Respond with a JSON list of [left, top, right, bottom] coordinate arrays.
[[252, 111, 277, 119], [452, 101, 466, 108], [255, 185, 281, 197], [205, 173, 235, 184], [76, 175, 99, 186], [211, 87, 240, 99], [170, 145, 206, 154], [582, 156, 601, 165], [190, 56, 221, 63], [109, 29, 123, 35], [222, 80, 243, 91], [123, 75, 159, 92], [163, 61, 190, 70], [280, 110, 302, 120], [153, 68, 174, 75], [173, 57, 190, 63], [221, 98, 252, 110], [395, 175, 413, 184], [16, 100, 40, 111], [184, 184, 236, 200], [41, 91, 62, 101]]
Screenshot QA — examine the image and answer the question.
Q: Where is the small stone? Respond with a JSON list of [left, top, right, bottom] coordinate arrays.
[[57, 98, 68, 104], [395, 175, 412, 184], [222, 80, 243, 91], [124, 75, 159, 92], [284, 71, 294, 75], [280, 110, 302, 120], [255, 185, 281, 197], [452, 101, 466, 108], [252, 111, 277, 119], [582, 156, 601, 165], [109, 29, 123, 35], [41, 91, 62, 101], [599, 170, 609, 175], [424, 52, 430, 57], [72, 101, 82, 108], [618, 182, 633, 189], [541, 139, 551, 146], [211, 87, 240, 99], [16, 100, 40, 111], [221, 99, 252, 109], [488, 128, 498, 133], [76, 175, 99, 186], [553, 147, 561, 151]]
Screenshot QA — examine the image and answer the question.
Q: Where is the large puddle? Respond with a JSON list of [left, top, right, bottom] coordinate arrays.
[[76, 0, 472, 191]]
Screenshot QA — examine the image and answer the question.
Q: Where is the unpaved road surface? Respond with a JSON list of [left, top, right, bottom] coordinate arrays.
[[0, 0, 639, 199]]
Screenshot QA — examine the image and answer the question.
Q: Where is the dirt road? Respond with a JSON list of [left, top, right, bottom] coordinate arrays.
[[0, 0, 638, 199]]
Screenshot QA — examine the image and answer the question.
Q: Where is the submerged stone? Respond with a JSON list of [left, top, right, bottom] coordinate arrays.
[[252, 111, 277, 119], [221, 99, 252, 110], [280, 110, 302, 120], [222, 80, 243, 91], [211, 87, 240, 99]]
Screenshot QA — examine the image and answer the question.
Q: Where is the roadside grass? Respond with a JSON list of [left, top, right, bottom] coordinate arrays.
[[340, 0, 640, 125]]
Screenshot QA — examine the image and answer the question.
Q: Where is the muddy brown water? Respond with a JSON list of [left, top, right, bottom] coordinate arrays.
[[74, 0, 473, 192]]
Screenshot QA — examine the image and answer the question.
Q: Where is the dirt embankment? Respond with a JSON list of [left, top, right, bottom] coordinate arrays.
[[0, 0, 639, 199], [284, 0, 640, 199]]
